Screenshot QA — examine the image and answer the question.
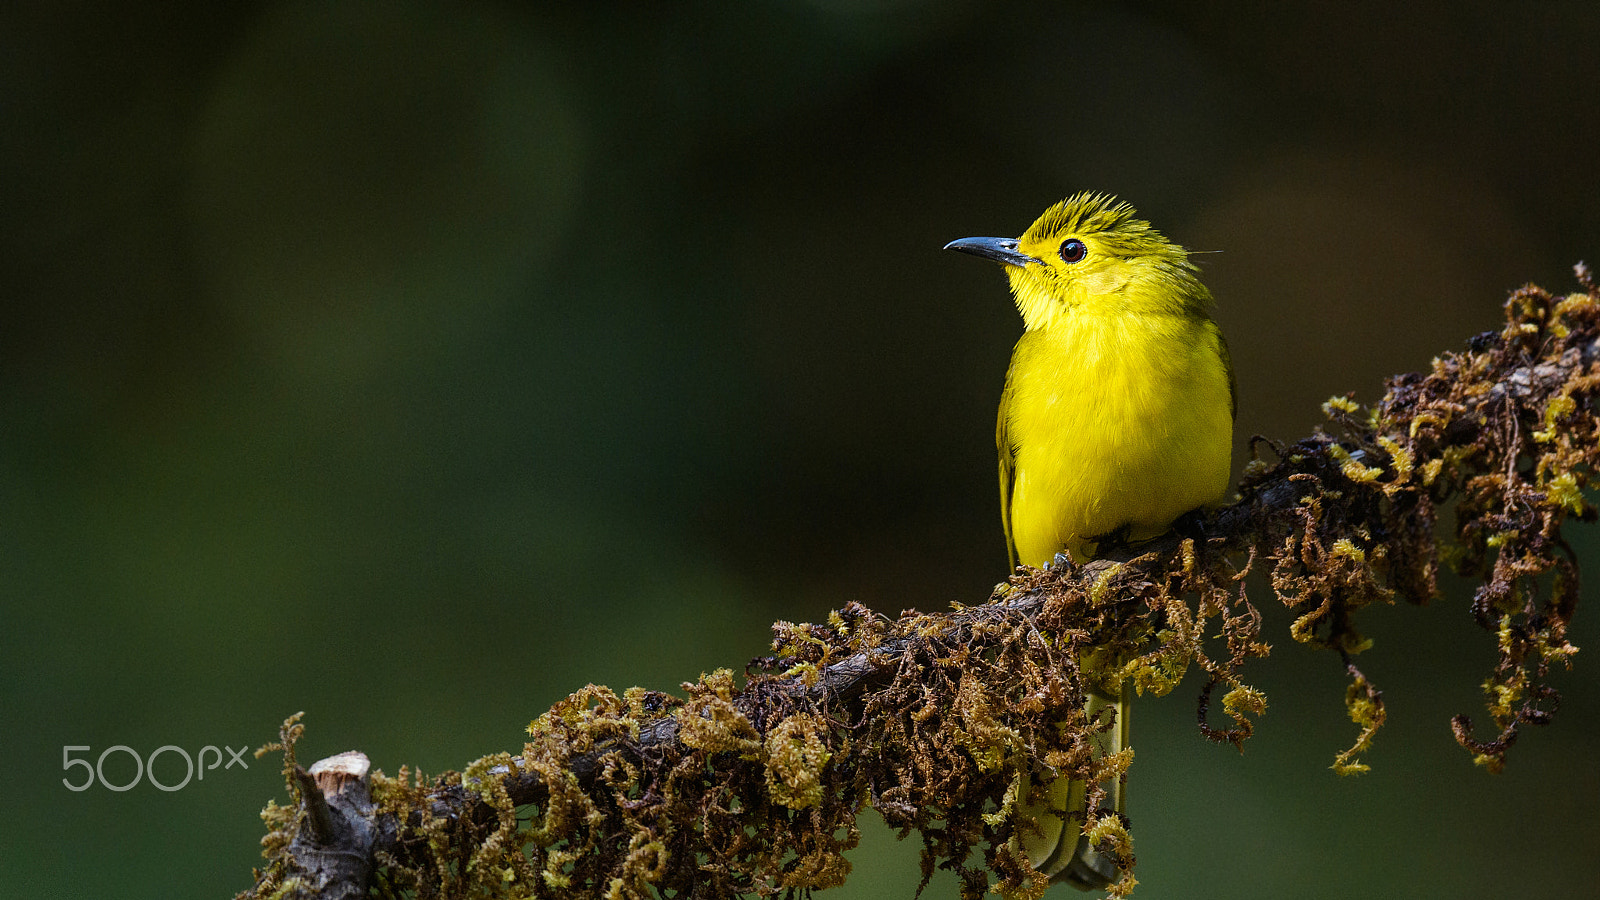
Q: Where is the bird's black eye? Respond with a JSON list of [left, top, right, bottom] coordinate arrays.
[[1059, 238, 1087, 264]]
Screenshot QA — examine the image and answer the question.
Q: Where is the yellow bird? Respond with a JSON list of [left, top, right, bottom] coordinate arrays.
[[945, 192, 1234, 889]]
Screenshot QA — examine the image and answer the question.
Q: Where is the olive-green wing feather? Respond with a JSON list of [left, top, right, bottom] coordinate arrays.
[[997, 366, 1019, 570], [1210, 319, 1238, 421]]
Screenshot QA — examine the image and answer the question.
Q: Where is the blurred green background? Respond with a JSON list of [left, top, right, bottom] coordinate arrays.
[[4, 1, 1599, 897]]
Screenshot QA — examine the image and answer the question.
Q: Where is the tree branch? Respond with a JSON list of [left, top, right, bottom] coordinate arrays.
[[239, 267, 1600, 900]]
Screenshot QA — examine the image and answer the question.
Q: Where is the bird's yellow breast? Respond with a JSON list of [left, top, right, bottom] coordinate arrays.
[[1002, 306, 1232, 566]]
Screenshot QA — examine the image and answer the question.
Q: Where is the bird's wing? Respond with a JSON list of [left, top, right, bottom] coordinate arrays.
[[996, 370, 1020, 570], [1211, 319, 1238, 422]]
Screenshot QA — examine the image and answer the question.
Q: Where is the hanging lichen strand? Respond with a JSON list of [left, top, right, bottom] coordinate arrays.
[[241, 268, 1597, 900]]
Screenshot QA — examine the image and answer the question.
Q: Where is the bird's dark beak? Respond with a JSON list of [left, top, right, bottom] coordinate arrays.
[[943, 236, 1042, 268]]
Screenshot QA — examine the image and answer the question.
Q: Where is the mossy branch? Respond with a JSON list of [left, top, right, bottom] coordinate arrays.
[[240, 269, 1600, 900]]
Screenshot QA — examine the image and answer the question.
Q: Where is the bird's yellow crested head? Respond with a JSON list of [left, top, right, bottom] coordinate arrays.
[[945, 192, 1211, 332]]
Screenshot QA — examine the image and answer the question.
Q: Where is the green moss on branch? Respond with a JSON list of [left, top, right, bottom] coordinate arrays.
[[241, 268, 1600, 900]]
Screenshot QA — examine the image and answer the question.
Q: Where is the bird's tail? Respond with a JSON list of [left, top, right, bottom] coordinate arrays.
[[1016, 679, 1129, 891]]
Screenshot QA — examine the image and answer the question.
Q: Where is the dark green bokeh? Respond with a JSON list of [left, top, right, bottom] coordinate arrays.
[[4, 2, 1598, 897]]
